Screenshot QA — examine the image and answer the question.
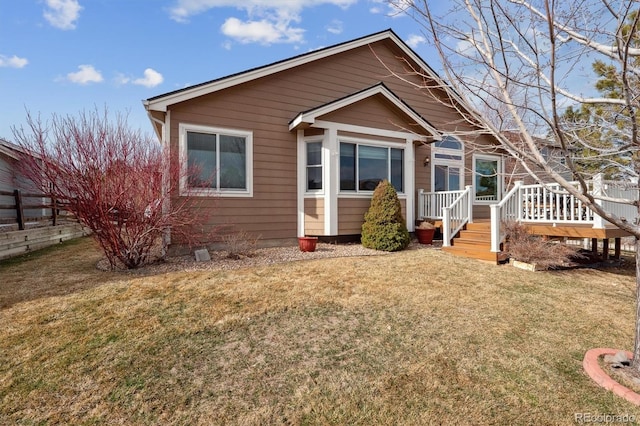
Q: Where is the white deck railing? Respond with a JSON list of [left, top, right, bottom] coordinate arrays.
[[441, 185, 473, 247], [418, 188, 466, 220], [489, 175, 640, 252], [418, 173, 639, 253]]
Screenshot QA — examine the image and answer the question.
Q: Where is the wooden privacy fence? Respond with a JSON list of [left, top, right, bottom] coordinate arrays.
[[0, 189, 67, 230], [0, 189, 88, 260]]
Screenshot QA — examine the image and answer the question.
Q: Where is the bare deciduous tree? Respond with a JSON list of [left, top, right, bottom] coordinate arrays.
[[390, 0, 640, 367], [12, 108, 213, 269]]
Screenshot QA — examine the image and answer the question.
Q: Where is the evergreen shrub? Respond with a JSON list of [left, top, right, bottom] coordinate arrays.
[[361, 180, 410, 251]]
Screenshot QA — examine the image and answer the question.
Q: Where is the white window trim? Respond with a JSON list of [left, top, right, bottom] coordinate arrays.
[[338, 136, 406, 195], [473, 153, 502, 204], [431, 135, 465, 192], [179, 123, 253, 197], [305, 138, 324, 195]]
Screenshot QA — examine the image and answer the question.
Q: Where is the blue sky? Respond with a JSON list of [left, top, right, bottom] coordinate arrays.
[[0, 0, 443, 141]]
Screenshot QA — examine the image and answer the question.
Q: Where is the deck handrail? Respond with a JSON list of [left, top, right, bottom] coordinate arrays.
[[442, 185, 473, 247], [418, 188, 465, 220], [490, 181, 523, 252]]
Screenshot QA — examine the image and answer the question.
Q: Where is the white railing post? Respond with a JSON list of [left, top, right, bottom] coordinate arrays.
[[465, 185, 473, 223], [418, 188, 424, 220], [490, 204, 501, 252], [442, 207, 451, 247], [514, 181, 523, 221], [592, 173, 606, 229]]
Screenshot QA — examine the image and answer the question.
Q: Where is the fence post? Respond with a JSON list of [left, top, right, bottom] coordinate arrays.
[[51, 194, 58, 226], [14, 189, 25, 230], [418, 189, 424, 220]]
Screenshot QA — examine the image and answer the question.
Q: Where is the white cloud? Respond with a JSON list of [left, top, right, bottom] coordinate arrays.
[[371, 0, 411, 18], [406, 34, 426, 48], [168, 0, 357, 44], [133, 68, 164, 88], [43, 0, 82, 30], [221, 17, 304, 44], [326, 19, 343, 35], [67, 64, 103, 84], [0, 55, 28, 68], [114, 73, 130, 86], [387, 0, 413, 18]]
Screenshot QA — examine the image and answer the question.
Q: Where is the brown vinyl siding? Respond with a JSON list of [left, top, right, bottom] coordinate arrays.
[[304, 197, 324, 235], [319, 95, 420, 132], [338, 197, 407, 234], [414, 142, 431, 192]]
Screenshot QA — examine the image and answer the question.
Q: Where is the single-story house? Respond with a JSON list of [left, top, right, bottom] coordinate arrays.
[[144, 29, 635, 261], [0, 139, 48, 223]]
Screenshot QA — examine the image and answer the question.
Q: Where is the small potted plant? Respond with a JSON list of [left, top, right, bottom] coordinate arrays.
[[298, 235, 318, 252], [415, 221, 436, 244]]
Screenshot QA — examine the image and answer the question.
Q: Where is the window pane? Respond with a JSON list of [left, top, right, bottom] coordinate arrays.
[[307, 142, 322, 166], [434, 165, 446, 191], [306, 142, 322, 191], [476, 159, 498, 201], [340, 143, 356, 191], [219, 135, 246, 190], [187, 132, 216, 188], [391, 148, 403, 192], [435, 136, 462, 150], [449, 167, 460, 190], [307, 166, 322, 190], [358, 145, 387, 191], [434, 153, 462, 161]]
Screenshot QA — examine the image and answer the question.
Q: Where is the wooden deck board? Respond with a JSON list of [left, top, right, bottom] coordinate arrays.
[[523, 223, 632, 239]]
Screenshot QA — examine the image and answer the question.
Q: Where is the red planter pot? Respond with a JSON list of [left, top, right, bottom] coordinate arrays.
[[415, 228, 435, 245], [298, 236, 318, 252]]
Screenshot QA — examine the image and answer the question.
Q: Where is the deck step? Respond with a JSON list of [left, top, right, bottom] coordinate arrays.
[[442, 221, 505, 263], [442, 245, 501, 262]]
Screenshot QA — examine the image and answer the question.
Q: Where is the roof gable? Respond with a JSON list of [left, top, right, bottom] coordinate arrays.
[[144, 29, 447, 113], [289, 83, 440, 139]]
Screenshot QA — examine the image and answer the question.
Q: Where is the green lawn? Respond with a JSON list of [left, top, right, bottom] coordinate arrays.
[[1, 237, 639, 424]]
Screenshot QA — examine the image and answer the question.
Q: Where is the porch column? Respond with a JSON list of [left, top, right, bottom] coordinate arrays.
[[405, 139, 415, 232], [296, 129, 306, 237], [324, 127, 338, 236]]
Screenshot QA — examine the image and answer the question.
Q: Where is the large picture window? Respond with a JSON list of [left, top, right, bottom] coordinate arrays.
[[340, 142, 404, 193], [181, 124, 252, 196]]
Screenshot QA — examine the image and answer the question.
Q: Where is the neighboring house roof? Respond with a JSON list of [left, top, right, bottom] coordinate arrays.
[[144, 29, 463, 118], [502, 131, 579, 151], [288, 82, 440, 139], [0, 139, 26, 161]]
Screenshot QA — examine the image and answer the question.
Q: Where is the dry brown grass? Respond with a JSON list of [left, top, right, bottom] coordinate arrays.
[[1, 237, 640, 424]]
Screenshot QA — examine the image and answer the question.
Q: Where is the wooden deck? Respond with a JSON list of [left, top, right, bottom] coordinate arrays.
[[440, 220, 633, 263]]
